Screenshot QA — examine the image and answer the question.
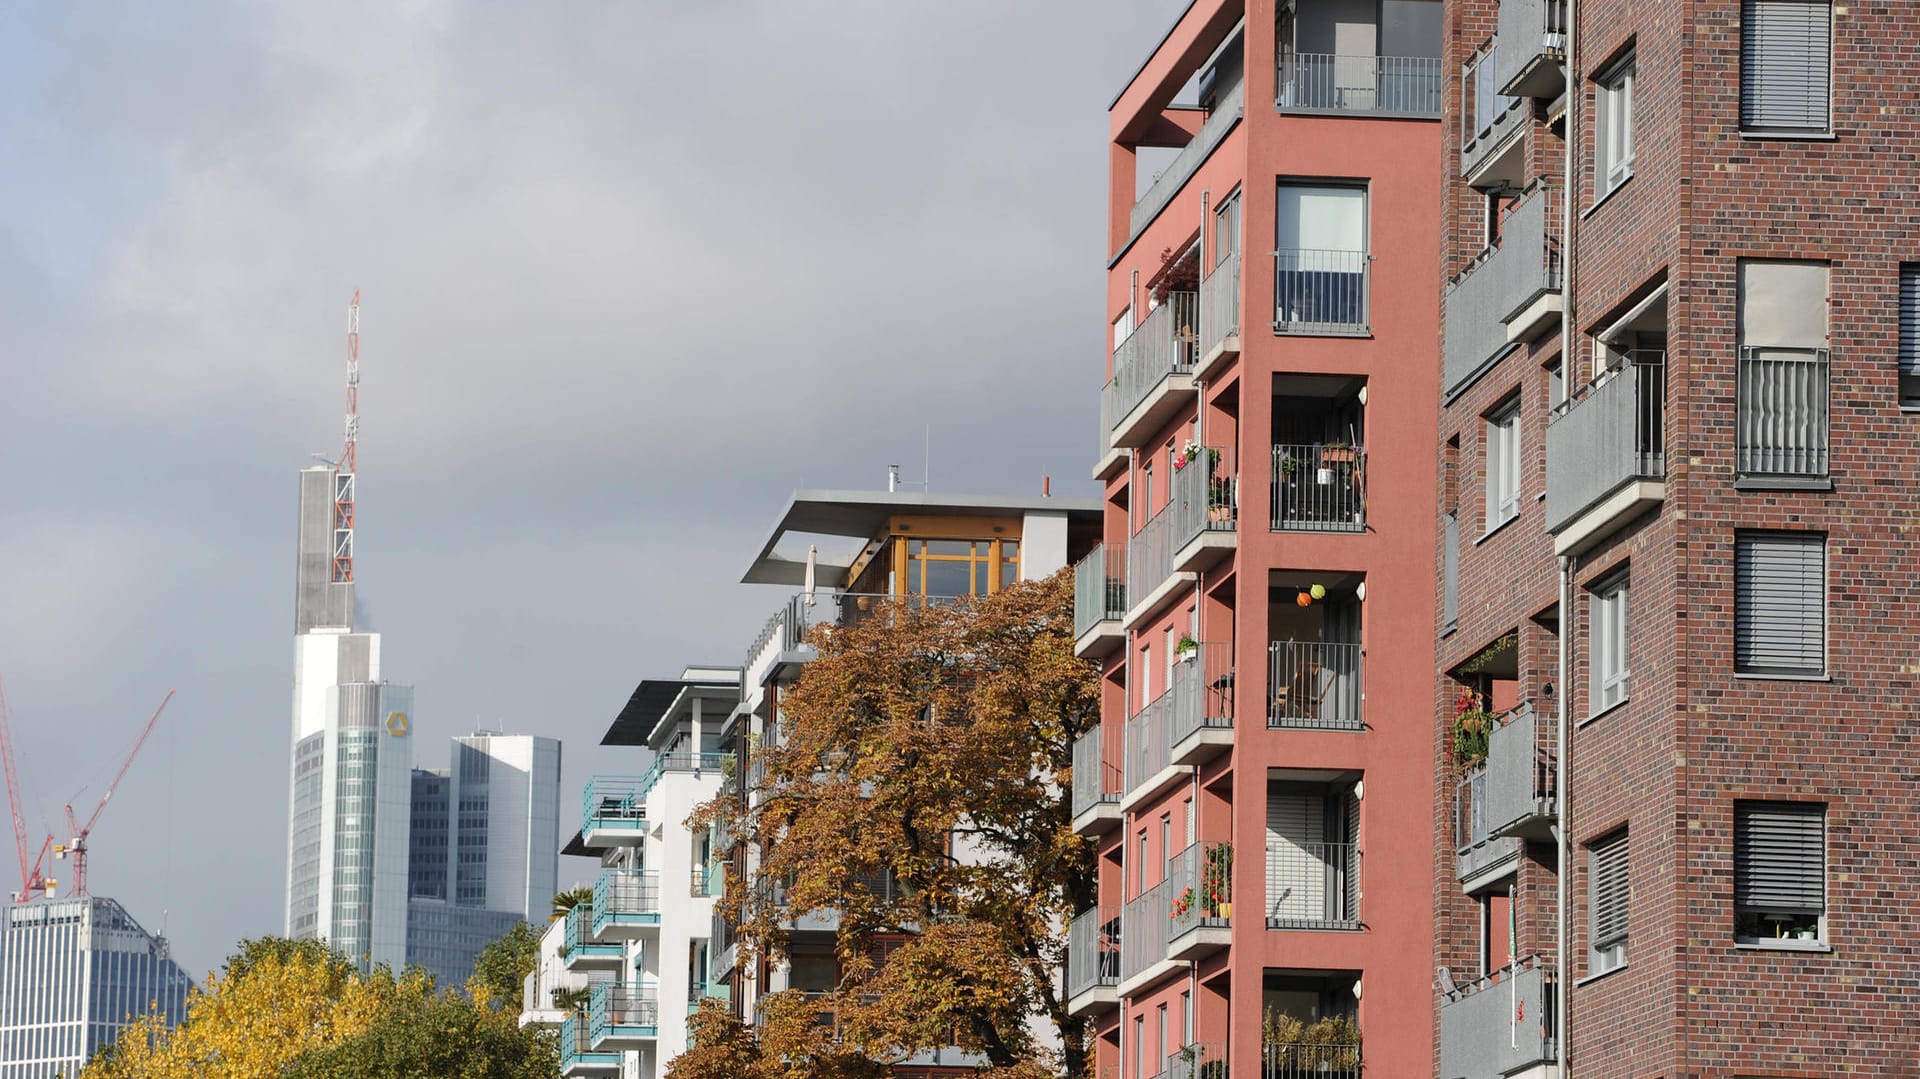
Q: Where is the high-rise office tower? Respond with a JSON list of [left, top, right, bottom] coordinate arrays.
[[0, 897, 194, 1079]]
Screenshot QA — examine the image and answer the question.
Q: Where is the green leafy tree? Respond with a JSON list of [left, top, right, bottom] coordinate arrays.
[[281, 982, 556, 1079], [677, 571, 1099, 1079], [466, 920, 541, 1009]]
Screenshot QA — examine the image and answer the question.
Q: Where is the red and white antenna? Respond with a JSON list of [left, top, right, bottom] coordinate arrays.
[[332, 291, 360, 584]]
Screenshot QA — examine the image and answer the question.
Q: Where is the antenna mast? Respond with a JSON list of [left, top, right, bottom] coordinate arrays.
[[333, 291, 360, 584]]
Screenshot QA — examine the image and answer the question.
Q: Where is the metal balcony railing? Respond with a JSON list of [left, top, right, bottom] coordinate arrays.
[[1443, 180, 1563, 391], [1497, 0, 1569, 97], [1123, 688, 1174, 799], [1457, 765, 1490, 851], [1271, 444, 1366, 532], [1171, 447, 1236, 554], [1462, 41, 1520, 156], [1737, 347, 1829, 478], [1104, 291, 1199, 433], [1167, 642, 1234, 754], [1065, 904, 1121, 1000], [1546, 351, 1665, 532], [581, 775, 646, 836], [560, 1012, 617, 1070], [1072, 543, 1127, 638], [1484, 705, 1558, 837], [591, 869, 661, 936], [588, 984, 659, 1044], [1268, 640, 1363, 730], [562, 905, 619, 964], [1119, 879, 1169, 983], [1071, 726, 1122, 819], [1165, 1041, 1229, 1079], [1165, 841, 1233, 943], [1265, 840, 1360, 929], [1274, 249, 1369, 333], [1201, 248, 1240, 355], [1126, 501, 1181, 609], [1277, 52, 1442, 115], [1262, 1041, 1363, 1078], [1439, 956, 1558, 1078]]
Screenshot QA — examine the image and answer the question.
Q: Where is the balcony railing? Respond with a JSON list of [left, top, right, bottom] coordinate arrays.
[[1165, 841, 1232, 942], [1497, 0, 1569, 98], [581, 775, 646, 837], [1200, 248, 1240, 356], [1439, 956, 1558, 1078], [1122, 688, 1174, 800], [560, 1012, 619, 1071], [1171, 447, 1236, 556], [1119, 879, 1169, 984], [1484, 704, 1557, 839], [1131, 73, 1246, 239], [1546, 351, 1665, 533], [1262, 1041, 1363, 1079], [591, 869, 661, 936], [1168, 642, 1234, 759], [1265, 839, 1359, 929], [1737, 347, 1829, 478], [562, 905, 621, 965], [1071, 726, 1122, 820], [1443, 181, 1562, 392], [1126, 501, 1182, 612], [1272, 444, 1366, 532], [588, 984, 659, 1045], [1165, 1041, 1229, 1079], [1461, 41, 1521, 176], [1277, 52, 1442, 115], [1072, 543, 1127, 639], [1268, 640, 1362, 730], [1274, 249, 1369, 334], [1104, 291, 1199, 434], [1065, 905, 1121, 1001]]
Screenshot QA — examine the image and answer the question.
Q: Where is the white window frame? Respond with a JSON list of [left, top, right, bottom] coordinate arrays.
[[1595, 53, 1636, 196], [1484, 398, 1522, 533], [1590, 575, 1630, 715], [1588, 830, 1630, 975]]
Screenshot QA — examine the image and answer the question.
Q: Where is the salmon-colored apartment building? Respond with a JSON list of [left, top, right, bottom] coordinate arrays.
[[1066, 2, 1443, 1076]]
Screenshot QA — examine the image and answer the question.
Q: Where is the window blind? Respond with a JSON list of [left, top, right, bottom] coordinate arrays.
[[1735, 802, 1825, 912], [1734, 532, 1826, 673], [1900, 264, 1920, 376], [1740, 0, 1831, 131], [1590, 831, 1630, 947]]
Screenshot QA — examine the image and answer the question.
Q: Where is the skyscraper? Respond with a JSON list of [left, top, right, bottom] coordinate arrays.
[[0, 897, 194, 1079]]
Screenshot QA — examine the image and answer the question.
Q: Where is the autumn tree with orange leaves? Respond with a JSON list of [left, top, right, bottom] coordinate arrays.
[[672, 570, 1100, 1079]]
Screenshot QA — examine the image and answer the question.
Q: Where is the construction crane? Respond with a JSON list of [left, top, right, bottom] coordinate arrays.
[[1, 676, 58, 901], [57, 689, 175, 897], [332, 290, 360, 585]]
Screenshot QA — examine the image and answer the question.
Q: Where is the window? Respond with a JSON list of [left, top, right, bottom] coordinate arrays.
[[1156, 1003, 1168, 1063], [1735, 801, 1826, 945], [1114, 308, 1134, 351], [901, 538, 1017, 597], [1734, 532, 1826, 675], [1275, 184, 1369, 332], [1181, 989, 1193, 1045], [1141, 461, 1155, 522], [1899, 264, 1920, 408], [1137, 829, 1149, 893], [1132, 1015, 1144, 1079], [1164, 626, 1177, 693], [1736, 261, 1830, 479], [1184, 795, 1196, 845], [1740, 0, 1831, 134], [1546, 357, 1567, 414], [1595, 52, 1636, 194], [1214, 189, 1241, 270], [1160, 814, 1172, 876], [1590, 575, 1629, 714], [1588, 830, 1629, 974], [1484, 398, 1521, 532], [1139, 643, 1153, 709]]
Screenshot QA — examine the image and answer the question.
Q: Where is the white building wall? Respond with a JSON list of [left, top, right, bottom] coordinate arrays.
[[1019, 510, 1072, 579]]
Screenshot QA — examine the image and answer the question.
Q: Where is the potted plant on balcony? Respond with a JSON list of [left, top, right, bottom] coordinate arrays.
[[1204, 842, 1233, 918], [1170, 885, 1197, 922], [1451, 687, 1495, 769], [1175, 634, 1199, 662]]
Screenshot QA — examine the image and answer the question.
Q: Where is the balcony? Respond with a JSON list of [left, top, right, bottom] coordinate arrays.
[[1265, 839, 1359, 930], [1196, 249, 1241, 379], [757, 871, 903, 935], [1443, 182, 1563, 395], [1124, 502, 1194, 629], [1455, 766, 1522, 888], [580, 776, 646, 847], [1129, 75, 1246, 241], [753, 991, 983, 1069], [1268, 640, 1363, 731], [1263, 1042, 1362, 1079], [1483, 704, 1557, 841], [1271, 444, 1366, 532], [1439, 956, 1558, 1079], [1120, 689, 1176, 813], [591, 869, 661, 940], [1105, 291, 1200, 449], [691, 858, 725, 899], [1497, 0, 1568, 99], [1168, 642, 1234, 767], [1273, 249, 1369, 335], [561, 905, 623, 971], [1276, 52, 1442, 116], [1461, 41, 1524, 185], [1165, 1041, 1228, 1079], [1071, 727, 1123, 835], [1165, 841, 1233, 961], [1065, 905, 1121, 1016], [1118, 880, 1177, 994], [1072, 544, 1127, 659], [560, 1012, 621, 1075], [1545, 352, 1666, 554], [1170, 448, 1236, 573], [710, 905, 737, 978], [587, 984, 659, 1050]]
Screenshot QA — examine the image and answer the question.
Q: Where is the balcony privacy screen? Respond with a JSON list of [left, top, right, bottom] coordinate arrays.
[[1589, 831, 1629, 949], [1734, 532, 1826, 673], [1734, 801, 1825, 913], [1740, 0, 1831, 131]]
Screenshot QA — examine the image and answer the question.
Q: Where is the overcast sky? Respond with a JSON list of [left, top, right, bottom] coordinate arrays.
[[0, 1, 1178, 977]]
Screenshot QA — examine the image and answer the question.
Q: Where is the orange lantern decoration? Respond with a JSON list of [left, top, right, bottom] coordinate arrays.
[[1296, 591, 1312, 607]]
